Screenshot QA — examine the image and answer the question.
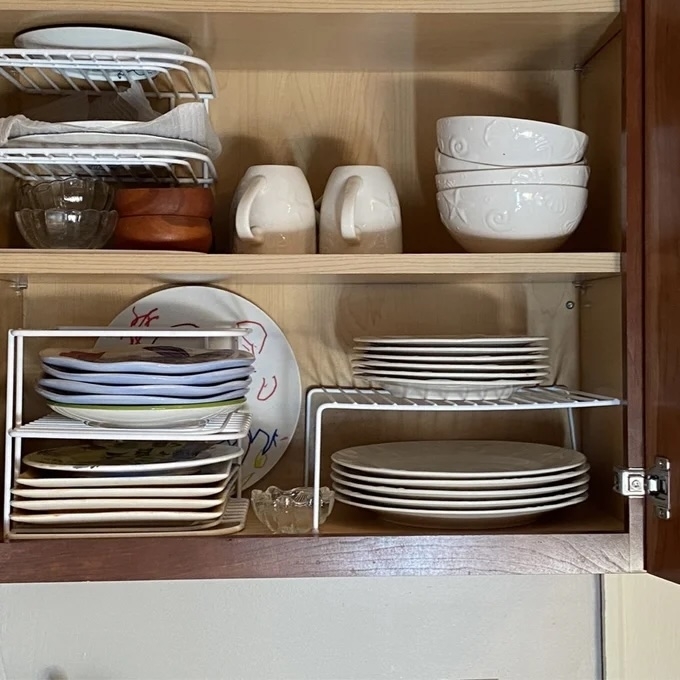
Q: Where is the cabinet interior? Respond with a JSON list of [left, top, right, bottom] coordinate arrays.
[[0, 7, 630, 544]]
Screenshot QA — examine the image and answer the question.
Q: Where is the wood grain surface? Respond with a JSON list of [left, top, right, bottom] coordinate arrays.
[[0, 498, 630, 580], [643, 0, 680, 581], [0, 533, 629, 580], [0, 1, 619, 13], [0, 252, 621, 283]]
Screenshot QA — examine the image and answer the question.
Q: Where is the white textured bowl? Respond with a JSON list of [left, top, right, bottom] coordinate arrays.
[[435, 150, 507, 172], [436, 184, 588, 253], [436, 116, 588, 167], [435, 165, 590, 190]]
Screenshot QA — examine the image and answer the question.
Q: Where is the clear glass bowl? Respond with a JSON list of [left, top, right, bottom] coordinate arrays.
[[15, 209, 118, 249], [17, 177, 114, 211], [251, 486, 335, 534]]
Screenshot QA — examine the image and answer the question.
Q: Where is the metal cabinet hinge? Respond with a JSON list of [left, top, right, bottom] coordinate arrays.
[[614, 457, 671, 519]]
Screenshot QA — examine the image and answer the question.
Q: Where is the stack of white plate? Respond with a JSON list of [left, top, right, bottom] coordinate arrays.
[[353, 335, 550, 400], [37, 344, 255, 428], [10, 441, 247, 536], [331, 441, 589, 529]]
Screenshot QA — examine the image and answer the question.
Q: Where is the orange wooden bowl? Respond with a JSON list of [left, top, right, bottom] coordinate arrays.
[[113, 216, 213, 253], [115, 187, 215, 218]]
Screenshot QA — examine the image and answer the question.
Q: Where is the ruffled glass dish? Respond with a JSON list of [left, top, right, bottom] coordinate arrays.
[[17, 177, 114, 211], [16, 208, 118, 249], [251, 486, 335, 534]]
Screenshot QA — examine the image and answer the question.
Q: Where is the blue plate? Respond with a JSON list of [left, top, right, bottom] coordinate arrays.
[[40, 346, 255, 375], [35, 382, 250, 406], [38, 370, 253, 397], [41, 363, 255, 386]]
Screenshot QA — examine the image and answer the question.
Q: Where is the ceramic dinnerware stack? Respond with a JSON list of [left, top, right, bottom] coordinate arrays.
[[352, 335, 550, 400], [37, 344, 255, 428], [10, 441, 245, 535], [435, 116, 590, 252], [331, 441, 590, 529]]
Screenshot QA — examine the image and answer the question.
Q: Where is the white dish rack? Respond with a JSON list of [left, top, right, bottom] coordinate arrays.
[[4, 326, 252, 540], [304, 386, 624, 530], [0, 48, 218, 185], [0, 147, 216, 185], [0, 49, 216, 105]]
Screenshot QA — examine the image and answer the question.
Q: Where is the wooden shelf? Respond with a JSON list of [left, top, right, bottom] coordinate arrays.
[[0, 502, 628, 581], [0, 251, 621, 284], [0, 1, 620, 13]]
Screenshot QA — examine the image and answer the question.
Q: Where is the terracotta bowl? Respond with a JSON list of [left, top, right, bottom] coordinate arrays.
[[113, 215, 213, 252], [115, 187, 215, 218]]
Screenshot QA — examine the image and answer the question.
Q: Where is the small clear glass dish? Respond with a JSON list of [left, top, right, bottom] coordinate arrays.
[[16, 208, 118, 249], [18, 177, 114, 211], [251, 486, 335, 534]]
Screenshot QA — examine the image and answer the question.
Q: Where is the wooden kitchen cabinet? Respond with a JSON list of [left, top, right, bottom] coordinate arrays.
[[0, 0, 674, 583]]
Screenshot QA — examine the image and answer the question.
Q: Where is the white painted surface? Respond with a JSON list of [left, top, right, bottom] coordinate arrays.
[[0, 576, 601, 680], [604, 573, 680, 680]]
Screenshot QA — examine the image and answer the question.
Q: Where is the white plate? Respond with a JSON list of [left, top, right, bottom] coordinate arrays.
[[353, 352, 549, 364], [14, 26, 192, 53], [48, 399, 244, 428], [16, 462, 233, 488], [11, 491, 228, 512], [367, 377, 539, 400], [332, 481, 588, 509], [97, 286, 302, 489], [24, 442, 243, 474], [329, 470, 590, 498], [12, 481, 230, 499], [40, 346, 253, 375], [334, 492, 588, 529], [8, 133, 210, 155], [355, 345, 548, 356], [352, 345, 549, 361], [331, 441, 586, 478], [9, 498, 249, 538], [42, 362, 254, 386], [38, 370, 253, 396], [14, 27, 191, 81], [355, 335, 548, 346], [37, 384, 249, 406], [354, 368, 548, 380], [353, 359, 550, 371], [331, 462, 590, 489], [10, 507, 227, 525]]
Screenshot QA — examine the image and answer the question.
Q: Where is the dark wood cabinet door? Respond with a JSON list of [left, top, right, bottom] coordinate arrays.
[[640, 0, 680, 581]]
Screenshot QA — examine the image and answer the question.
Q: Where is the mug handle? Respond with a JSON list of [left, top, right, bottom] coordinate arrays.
[[340, 176, 363, 244], [235, 175, 266, 243]]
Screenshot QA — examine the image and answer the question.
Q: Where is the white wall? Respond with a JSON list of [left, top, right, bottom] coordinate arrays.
[[604, 574, 680, 680], [0, 576, 601, 680]]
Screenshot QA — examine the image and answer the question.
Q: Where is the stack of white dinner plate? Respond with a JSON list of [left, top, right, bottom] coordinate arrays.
[[331, 440, 589, 529], [353, 335, 550, 400], [10, 441, 247, 536], [37, 344, 255, 428]]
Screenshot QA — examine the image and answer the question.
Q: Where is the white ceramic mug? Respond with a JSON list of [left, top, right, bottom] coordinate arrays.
[[319, 166, 402, 254], [232, 165, 316, 254]]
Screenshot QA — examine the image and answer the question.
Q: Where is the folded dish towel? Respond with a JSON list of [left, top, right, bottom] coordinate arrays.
[[0, 102, 221, 159]]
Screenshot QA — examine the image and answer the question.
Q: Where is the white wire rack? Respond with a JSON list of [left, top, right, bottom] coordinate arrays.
[[4, 326, 253, 540], [305, 386, 623, 530], [0, 147, 216, 185], [0, 49, 217, 105]]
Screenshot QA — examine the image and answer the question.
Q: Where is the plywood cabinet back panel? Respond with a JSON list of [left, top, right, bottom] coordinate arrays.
[[20, 280, 578, 491], [0, 9, 618, 71], [210, 69, 577, 254]]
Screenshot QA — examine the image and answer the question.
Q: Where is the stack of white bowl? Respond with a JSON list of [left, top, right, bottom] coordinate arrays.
[[435, 116, 590, 253]]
